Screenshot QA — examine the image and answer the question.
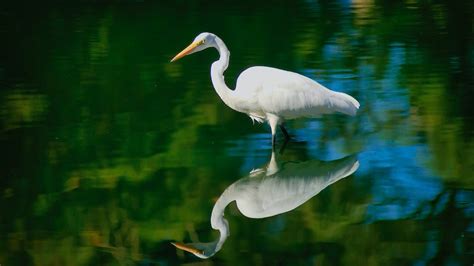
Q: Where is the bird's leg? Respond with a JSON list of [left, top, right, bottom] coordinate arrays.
[[267, 114, 280, 148], [279, 124, 290, 140]]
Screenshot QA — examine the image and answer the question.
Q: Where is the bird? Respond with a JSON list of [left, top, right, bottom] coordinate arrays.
[[171, 32, 360, 146], [172, 151, 359, 258]]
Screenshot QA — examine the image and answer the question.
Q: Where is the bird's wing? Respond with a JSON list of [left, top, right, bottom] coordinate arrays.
[[235, 155, 359, 219], [236, 66, 359, 118]]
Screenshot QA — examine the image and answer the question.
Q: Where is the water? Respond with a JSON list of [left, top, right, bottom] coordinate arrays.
[[1, 1, 473, 265]]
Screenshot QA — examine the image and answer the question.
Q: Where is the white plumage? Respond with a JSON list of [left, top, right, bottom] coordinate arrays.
[[171, 151, 359, 258], [236, 66, 360, 118], [171, 32, 360, 145]]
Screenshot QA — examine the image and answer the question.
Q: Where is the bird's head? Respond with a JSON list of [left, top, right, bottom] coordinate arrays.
[[170, 32, 216, 62]]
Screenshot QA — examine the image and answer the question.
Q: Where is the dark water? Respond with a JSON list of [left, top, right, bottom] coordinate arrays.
[[1, 1, 473, 265]]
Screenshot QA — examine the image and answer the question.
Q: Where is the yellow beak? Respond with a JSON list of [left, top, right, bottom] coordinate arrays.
[[171, 242, 204, 255], [170, 41, 200, 62]]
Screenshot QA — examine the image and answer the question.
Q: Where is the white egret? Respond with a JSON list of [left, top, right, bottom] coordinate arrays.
[[171, 32, 360, 145], [172, 151, 359, 258]]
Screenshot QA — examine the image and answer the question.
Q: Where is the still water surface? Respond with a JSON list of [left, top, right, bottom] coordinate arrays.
[[0, 1, 473, 265]]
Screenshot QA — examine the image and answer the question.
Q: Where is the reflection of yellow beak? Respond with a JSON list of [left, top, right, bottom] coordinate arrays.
[[171, 242, 204, 255], [170, 41, 200, 62]]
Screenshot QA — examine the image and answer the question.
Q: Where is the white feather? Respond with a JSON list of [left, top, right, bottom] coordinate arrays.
[[235, 66, 360, 119], [172, 32, 360, 142]]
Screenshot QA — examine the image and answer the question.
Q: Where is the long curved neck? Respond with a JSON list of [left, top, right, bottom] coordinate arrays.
[[210, 186, 234, 249], [211, 36, 238, 111]]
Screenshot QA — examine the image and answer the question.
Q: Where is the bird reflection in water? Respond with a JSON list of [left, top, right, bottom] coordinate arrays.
[[172, 151, 359, 258]]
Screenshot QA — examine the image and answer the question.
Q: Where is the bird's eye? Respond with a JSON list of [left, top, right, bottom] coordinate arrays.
[[201, 40, 206, 44]]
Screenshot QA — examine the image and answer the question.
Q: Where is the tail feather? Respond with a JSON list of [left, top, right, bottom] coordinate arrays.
[[330, 92, 360, 116]]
